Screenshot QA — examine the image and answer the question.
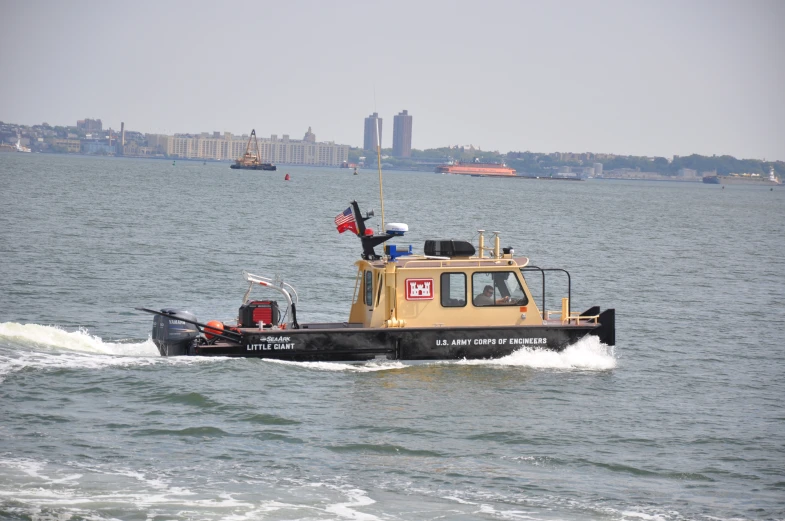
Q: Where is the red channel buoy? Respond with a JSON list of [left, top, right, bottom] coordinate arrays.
[[204, 320, 224, 340], [284, 173, 290, 180]]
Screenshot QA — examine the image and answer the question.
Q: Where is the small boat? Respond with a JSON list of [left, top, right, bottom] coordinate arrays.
[[14, 134, 31, 153], [139, 201, 614, 361], [230, 129, 277, 171]]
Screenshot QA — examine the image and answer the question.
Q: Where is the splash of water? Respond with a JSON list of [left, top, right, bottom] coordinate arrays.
[[0, 322, 159, 356], [0, 323, 232, 384], [265, 358, 408, 373], [266, 335, 616, 372], [457, 334, 617, 370]]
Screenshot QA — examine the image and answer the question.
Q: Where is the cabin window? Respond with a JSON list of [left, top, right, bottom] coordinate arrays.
[[472, 271, 528, 307], [440, 273, 467, 307], [364, 270, 374, 306]]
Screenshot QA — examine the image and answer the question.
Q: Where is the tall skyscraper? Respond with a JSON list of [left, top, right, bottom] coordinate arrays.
[[363, 112, 382, 151], [392, 110, 412, 158]]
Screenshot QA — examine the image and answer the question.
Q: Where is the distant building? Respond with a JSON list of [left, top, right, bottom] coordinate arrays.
[[392, 110, 413, 158], [363, 112, 382, 151], [593, 163, 603, 177], [303, 126, 316, 143], [156, 131, 349, 166], [77, 118, 102, 131], [52, 138, 82, 153]]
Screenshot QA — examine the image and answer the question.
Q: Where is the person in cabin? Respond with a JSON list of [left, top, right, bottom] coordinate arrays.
[[473, 285, 510, 306]]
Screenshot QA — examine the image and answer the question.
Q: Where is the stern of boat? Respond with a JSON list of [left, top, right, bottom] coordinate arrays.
[[593, 308, 615, 346]]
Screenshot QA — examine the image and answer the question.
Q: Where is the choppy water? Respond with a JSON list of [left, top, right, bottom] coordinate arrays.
[[1, 153, 783, 521]]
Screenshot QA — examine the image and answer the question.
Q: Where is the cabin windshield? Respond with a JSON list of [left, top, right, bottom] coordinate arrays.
[[471, 271, 528, 306]]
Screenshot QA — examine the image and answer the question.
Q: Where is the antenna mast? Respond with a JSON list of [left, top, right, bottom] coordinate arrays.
[[376, 117, 385, 232]]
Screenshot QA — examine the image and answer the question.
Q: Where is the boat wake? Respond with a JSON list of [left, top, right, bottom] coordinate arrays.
[[265, 358, 409, 372], [266, 335, 616, 372], [0, 323, 237, 384], [458, 334, 617, 370], [0, 322, 159, 357]]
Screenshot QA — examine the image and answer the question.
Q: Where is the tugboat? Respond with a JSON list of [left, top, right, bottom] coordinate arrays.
[[138, 201, 615, 361], [229, 129, 276, 171]]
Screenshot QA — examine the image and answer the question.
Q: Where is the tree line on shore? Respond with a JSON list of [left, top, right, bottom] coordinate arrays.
[[349, 146, 784, 177]]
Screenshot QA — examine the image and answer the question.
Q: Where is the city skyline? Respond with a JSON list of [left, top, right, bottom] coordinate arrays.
[[1, 1, 783, 161]]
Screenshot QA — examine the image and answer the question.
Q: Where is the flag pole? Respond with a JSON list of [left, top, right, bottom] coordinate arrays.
[[376, 118, 385, 233]]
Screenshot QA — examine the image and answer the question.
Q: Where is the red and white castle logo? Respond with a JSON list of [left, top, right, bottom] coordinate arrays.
[[405, 278, 433, 300]]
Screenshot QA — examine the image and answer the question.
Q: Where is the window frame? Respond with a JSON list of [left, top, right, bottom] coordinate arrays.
[[440, 272, 467, 308]]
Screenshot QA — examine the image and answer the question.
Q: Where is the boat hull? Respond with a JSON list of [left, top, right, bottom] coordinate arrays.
[[435, 164, 516, 176], [159, 310, 615, 361], [703, 175, 779, 186], [230, 163, 277, 171]]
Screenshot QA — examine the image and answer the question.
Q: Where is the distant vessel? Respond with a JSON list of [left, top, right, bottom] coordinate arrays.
[[15, 137, 31, 153], [703, 168, 780, 186], [3, 134, 32, 153], [230, 129, 277, 171], [435, 158, 516, 177], [341, 161, 359, 169]]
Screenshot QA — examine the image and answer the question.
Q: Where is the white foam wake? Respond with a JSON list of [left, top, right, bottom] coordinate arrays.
[[265, 358, 408, 372], [457, 334, 617, 370], [0, 322, 159, 356], [0, 322, 169, 384], [266, 335, 616, 372]]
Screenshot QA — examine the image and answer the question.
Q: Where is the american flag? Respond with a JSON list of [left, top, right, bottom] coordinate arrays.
[[334, 206, 358, 234]]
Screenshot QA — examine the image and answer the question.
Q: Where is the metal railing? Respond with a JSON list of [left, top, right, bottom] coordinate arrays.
[[521, 266, 571, 322]]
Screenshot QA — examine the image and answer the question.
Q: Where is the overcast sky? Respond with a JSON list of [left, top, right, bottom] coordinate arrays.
[[1, 0, 783, 160]]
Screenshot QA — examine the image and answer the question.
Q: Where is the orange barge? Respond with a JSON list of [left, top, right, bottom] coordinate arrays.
[[435, 160, 516, 177]]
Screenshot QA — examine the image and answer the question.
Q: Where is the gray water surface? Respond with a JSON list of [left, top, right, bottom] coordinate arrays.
[[1, 153, 783, 520]]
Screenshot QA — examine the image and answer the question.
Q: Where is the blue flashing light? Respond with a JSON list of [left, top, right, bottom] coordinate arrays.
[[386, 244, 413, 261]]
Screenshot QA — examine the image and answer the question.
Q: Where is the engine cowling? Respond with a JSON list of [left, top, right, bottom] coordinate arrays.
[[152, 309, 200, 356]]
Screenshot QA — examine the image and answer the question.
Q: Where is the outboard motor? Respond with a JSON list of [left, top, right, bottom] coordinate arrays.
[[152, 309, 200, 356]]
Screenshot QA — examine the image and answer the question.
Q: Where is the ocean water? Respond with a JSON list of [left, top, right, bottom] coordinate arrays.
[[0, 153, 783, 521]]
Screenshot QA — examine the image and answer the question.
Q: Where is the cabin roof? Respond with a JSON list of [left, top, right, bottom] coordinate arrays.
[[361, 256, 530, 269]]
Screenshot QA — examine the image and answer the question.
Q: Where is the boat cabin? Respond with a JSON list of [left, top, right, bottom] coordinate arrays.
[[343, 200, 583, 330], [348, 242, 544, 329]]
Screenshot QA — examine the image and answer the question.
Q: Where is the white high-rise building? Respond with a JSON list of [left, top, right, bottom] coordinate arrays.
[[155, 130, 349, 166]]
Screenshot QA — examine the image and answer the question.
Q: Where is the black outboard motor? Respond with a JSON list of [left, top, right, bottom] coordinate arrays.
[[152, 309, 200, 356]]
